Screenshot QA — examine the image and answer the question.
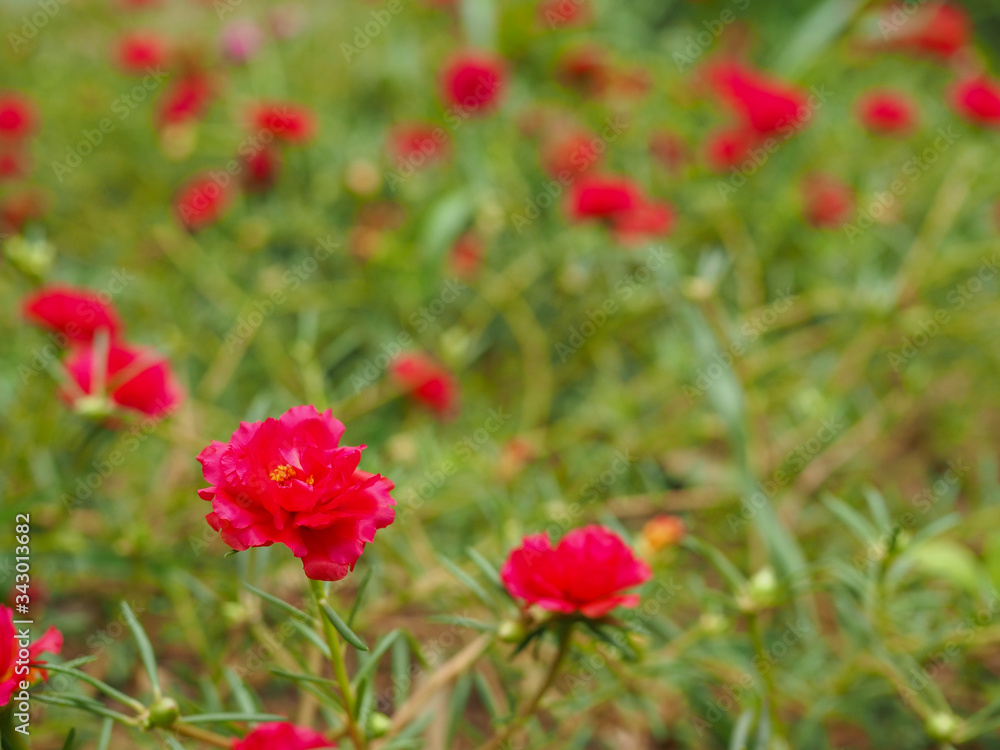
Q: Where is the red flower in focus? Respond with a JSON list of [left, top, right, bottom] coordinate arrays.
[[0, 606, 63, 707], [538, 0, 591, 28], [706, 61, 809, 136], [174, 173, 233, 231], [390, 353, 459, 418], [0, 94, 36, 141], [241, 145, 282, 193], [250, 102, 316, 144], [116, 32, 169, 74], [23, 286, 122, 344], [801, 173, 854, 229], [197, 406, 396, 581], [157, 73, 213, 129], [501, 525, 651, 618], [441, 52, 505, 115], [387, 123, 450, 168], [64, 341, 183, 418], [704, 126, 758, 171], [233, 723, 333, 750], [856, 90, 917, 134], [449, 231, 483, 278], [876, 2, 969, 58], [540, 130, 601, 178], [950, 77, 1000, 128]]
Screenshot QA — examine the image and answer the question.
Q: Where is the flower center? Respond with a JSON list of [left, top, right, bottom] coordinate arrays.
[[268, 464, 314, 485]]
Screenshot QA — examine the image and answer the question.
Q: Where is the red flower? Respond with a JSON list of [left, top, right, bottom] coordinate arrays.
[[612, 199, 675, 244], [501, 525, 651, 618], [441, 52, 505, 115], [566, 175, 674, 242], [449, 231, 484, 278], [157, 73, 213, 128], [0, 94, 36, 141], [706, 61, 809, 136], [704, 126, 760, 171], [556, 46, 613, 96], [950, 76, 1000, 128], [64, 341, 183, 418], [856, 90, 917, 134], [876, 2, 969, 58], [540, 130, 601, 178], [23, 286, 122, 344], [116, 32, 169, 74], [249, 102, 317, 144], [641, 515, 686, 552], [0, 146, 29, 179], [197, 406, 396, 581], [241, 145, 282, 193], [538, 0, 591, 28], [390, 353, 459, 418], [174, 173, 234, 231], [801, 173, 854, 229], [0, 606, 63, 707], [233, 723, 333, 750], [387, 123, 450, 168]]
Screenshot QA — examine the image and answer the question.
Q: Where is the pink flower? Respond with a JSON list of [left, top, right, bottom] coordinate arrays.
[[501, 526, 651, 618], [0, 606, 63, 708], [116, 32, 169, 74], [23, 286, 122, 344], [0, 94, 36, 141], [197, 406, 396, 581], [64, 341, 183, 418], [221, 19, 266, 65], [950, 76, 1000, 128], [441, 52, 505, 115], [390, 353, 460, 418], [232, 722, 334, 750]]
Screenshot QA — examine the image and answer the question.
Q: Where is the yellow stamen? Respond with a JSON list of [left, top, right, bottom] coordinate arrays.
[[269, 465, 297, 482]]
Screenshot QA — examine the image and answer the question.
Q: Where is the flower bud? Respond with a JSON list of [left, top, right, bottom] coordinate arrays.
[[146, 696, 180, 729], [365, 711, 392, 739], [747, 566, 779, 608], [497, 619, 527, 643], [924, 712, 958, 741], [641, 515, 685, 553], [698, 612, 729, 635]]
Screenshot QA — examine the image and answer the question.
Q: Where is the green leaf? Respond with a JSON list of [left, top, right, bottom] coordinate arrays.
[[179, 712, 285, 724], [446, 672, 473, 748], [319, 600, 369, 651], [95, 719, 113, 750], [466, 547, 505, 594], [822, 494, 876, 543], [682, 536, 747, 592], [58, 729, 76, 750], [419, 191, 473, 263], [242, 582, 315, 622], [907, 539, 985, 594], [223, 668, 257, 715], [347, 568, 373, 628], [352, 629, 402, 688], [156, 732, 187, 750], [437, 554, 497, 609], [428, 615, 497, 633], [42, 663, 145, 712], [120, 601, 160, 697], [290, 618, 331, 657], [728, 709, 754, 750]]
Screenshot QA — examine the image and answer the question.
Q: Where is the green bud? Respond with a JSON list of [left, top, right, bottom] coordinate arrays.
[[146, 696, 180, 729], [497, 619, 527, 643], [698, 612, 729, 635], [747, 566, 779, 608], [925, 712, 958, 741], [365, 711, 392, 739]]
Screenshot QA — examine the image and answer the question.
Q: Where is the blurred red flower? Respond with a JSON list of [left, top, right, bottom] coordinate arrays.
[[64, 341, 183, 418], [876, 2, 969, 58], [449, 231, 484, 278], [441, 52, 505, 115], [704, 126, 759, 171], [801, 173, 854, 229], [0, 190, 46, 234], [0, 606, 63, 707], [241, 145, 282, 193], [0, 94, 36, 141], [174, 173, 234, 231], [706, 61, 809, 136], [233, 723, 333, 750], [950, 76, 1000, 128], [556, 46, 613, 96], [250, 102, 316, 144], [23, 286, 122, 344], [197, 405, 396, 581], [116, 32, 169, 75], [538, 0, 591, 28], [540, 130, 601, 178], [387, 122, 450, 168], [567, 175, 674, 241], [612, 199, 675, 244], [157, 73, 213, 128], [501, 525, 651, 618], [0, 147, 28, 179], [391, 353, 459, 417], [856, 90, 917, 134]]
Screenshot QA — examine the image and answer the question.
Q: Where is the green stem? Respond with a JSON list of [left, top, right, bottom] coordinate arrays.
[[309, 579, 366, 750], [474, 623, 573, 750], [747, 611, 787, 744], [1, 707, 28, 750]]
